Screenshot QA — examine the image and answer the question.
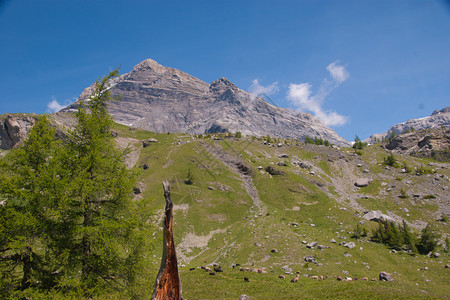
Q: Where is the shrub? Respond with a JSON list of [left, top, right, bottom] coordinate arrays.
[[384, 152, 398, 167]]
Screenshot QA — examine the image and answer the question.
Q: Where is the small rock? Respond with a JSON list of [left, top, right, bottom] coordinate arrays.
[[379, 271, 394, 281], [317, 245, 330, 250], [330, 239, 337, 243], [271, 249, 279, 253], [344, 242, 356, 249], [304, 255, 316, 263], [433, 252, 440, 258], [239, 294, 250, 300], [306, 242, 318, 249]]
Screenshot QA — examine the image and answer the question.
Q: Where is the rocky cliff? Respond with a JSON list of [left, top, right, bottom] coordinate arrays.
[[63, 59, 350, 146], [385, 127, 450, 161], [0, 114, 36, 150], [366, 107, 450, 144]]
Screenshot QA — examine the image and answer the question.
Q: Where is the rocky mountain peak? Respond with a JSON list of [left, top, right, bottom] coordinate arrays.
[[62, 59, 350, 146], [209, 77, 239, 94], [432, 107, 450, 116], [133, 58, 166, 73]]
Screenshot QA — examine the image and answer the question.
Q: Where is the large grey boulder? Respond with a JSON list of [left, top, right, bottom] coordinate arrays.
[[363, 211, 393, 223], [355, 178, 371, 187]]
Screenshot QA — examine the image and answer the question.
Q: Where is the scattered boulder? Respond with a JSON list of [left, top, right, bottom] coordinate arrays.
[[355, 178, 371, 187], [265, 166, 285, 175], [379, 271, 394, 281], [306, 242, 318, 249], [363, 210, 393, 223], [317, 245, 330, 250], [239, 295, 250, 300], [299, 162, 312, 169], [304, 255, 316, 263], [344, 242, 356, 249]]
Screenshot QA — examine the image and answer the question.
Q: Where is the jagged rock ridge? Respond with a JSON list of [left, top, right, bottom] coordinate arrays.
[[63, 59, 349, 146], [366, 107, 450, 144]]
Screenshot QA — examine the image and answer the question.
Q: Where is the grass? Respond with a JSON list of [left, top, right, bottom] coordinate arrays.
[[2, 123, 449, 299]]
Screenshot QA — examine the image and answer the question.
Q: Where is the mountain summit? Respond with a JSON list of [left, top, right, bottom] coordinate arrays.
[[63, 59, 349, 146]]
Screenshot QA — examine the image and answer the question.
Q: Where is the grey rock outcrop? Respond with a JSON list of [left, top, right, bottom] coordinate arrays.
[[363, 210, 393, 223], [63, 59, 350, 146], [385, 128, 450, 160], [367, 107, 450, 143], [0, 114, 36, 150]]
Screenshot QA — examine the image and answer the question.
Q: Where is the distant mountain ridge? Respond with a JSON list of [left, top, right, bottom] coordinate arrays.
[[366, 107, 450, 143], [63, 59, 350, 146]]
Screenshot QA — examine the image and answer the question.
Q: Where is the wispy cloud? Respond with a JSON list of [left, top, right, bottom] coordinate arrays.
[[46, 98, 67, 113], [326, 61, 349, 83], [248, 79, 279, 100], [287, 61, 349, 126]]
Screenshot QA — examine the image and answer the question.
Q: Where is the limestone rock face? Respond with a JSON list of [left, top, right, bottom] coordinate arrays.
[[63, 59, 350, 146], [0, 115, 36, 150], [367, 107, 450, 143], [385, 128, 450, 160]]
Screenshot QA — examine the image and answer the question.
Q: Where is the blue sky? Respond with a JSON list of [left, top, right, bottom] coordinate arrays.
[[1, 0, 449, 141]]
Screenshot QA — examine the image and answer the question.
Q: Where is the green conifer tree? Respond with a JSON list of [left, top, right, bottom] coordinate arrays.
[[0, 116, 61, 294]]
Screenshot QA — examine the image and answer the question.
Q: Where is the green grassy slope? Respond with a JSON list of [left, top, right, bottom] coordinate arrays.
[[108, 123, 449, 299]]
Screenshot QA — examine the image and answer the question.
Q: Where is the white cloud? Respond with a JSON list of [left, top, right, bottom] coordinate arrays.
[[326, 61, 349, 84], [46, 98, 66, 113], [248, 79, 279, 100], [286, 61, 349, 126]]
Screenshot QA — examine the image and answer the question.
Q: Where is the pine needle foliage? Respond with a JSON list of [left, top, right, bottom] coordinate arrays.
[[0, 70, 150, 298]]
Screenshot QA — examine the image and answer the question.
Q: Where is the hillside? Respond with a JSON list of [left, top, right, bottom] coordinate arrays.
[[111, 121, 449, 299], [1, 113, 449, 299], [62, 59, 350, 146]]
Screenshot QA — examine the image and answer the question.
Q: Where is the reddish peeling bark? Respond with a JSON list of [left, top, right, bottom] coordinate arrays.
[[151, 181, 183, 300]]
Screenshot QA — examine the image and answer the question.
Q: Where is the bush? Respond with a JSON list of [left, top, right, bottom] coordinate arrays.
[[384, 152, 398, 167], [352, 223, 368, 239], [184, 168, 194, 185]]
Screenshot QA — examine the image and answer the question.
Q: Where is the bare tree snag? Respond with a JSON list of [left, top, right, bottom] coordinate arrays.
[[151, 180, 183, 300]]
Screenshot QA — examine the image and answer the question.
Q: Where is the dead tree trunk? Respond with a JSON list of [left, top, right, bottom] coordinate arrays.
[[151, 180, 183, 300]]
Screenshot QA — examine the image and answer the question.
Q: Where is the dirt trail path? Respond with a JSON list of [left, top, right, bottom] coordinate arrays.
[[200, 141, 265, 214]]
